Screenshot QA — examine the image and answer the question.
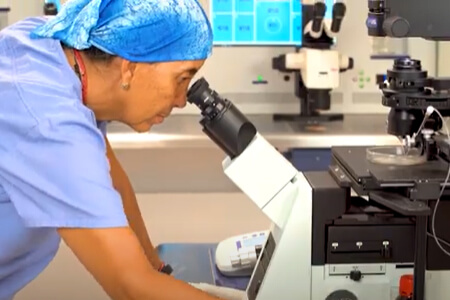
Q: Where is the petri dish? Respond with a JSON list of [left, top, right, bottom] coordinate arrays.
[[366, 146, 427, 166]]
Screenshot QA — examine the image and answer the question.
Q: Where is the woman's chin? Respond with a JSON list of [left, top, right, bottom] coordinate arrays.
[[130, 121, 152, 133], [127, 116, 165, 132]]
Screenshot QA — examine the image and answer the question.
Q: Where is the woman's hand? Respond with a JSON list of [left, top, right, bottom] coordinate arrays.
[[58, 227, 221, 300], [190, 283, 246, 300]]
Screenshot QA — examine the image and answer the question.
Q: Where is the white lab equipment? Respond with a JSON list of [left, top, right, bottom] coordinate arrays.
[[215, 231, 269, 277]]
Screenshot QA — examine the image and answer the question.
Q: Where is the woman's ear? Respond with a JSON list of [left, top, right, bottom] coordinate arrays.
[[120, 59, 137, 84]]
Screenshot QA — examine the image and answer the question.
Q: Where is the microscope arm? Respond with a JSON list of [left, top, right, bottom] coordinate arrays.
[[222, 132, 299, 228], [275, 51, 352, 72], [187, 78, 300, 228]]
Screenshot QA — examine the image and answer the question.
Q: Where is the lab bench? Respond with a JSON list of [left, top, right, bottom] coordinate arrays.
[[106, 114, 398, 193]]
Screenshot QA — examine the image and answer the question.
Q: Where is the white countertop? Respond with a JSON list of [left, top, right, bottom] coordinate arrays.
[[107, 114, 399, 150]]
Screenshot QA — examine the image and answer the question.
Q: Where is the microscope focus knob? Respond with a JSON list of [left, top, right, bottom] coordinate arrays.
[[349, 270, 362, 282], [383, 16, 410, 37], [326, 290, 357, 300]]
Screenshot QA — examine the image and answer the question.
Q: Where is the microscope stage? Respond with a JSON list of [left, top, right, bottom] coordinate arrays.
[[331, 146, 449, 188]]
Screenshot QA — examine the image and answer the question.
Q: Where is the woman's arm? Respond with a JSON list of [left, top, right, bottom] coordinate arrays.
[[59, 227, 222, 300], [105, 136, 163, 270]]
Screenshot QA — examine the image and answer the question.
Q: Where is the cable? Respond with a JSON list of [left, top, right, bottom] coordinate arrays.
[[399, 107, 434, 155], [427, 106, 450, 257], [427, 232, 450, 249]]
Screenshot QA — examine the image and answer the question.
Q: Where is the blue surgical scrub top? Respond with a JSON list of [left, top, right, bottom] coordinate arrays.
[[0, 17, 128, 299]]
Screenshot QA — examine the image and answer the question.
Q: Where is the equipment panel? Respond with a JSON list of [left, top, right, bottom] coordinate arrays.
[[210, 0, 333, 46]]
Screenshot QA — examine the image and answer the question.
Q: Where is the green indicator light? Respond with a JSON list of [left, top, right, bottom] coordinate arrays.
[[257, 75, 263, 81]]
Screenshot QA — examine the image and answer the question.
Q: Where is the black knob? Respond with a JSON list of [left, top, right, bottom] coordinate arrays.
[[348, 58, 354, 70], [326, 290, 358, 300], [350, 270, 362, 282], [383, 16, 410, 37]]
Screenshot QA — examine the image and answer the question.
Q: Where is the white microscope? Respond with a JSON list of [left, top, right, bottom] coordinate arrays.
[[214, 0, 353, 280], [187, 78, 418, 300], [187, 77, 316, 299], [272, 0, 353, 124]]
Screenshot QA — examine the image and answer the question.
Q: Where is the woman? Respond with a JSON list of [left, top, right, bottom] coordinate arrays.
[[0, 0, 241, 299]]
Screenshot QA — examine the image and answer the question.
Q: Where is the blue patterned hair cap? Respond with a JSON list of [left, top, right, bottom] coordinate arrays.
[[31, 0, 213, 63]]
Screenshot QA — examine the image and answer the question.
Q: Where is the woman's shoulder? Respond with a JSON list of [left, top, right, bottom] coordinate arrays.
[[0, 17, 103, 150], [0, 16, 79, 89], [0, 17, 90, 124]]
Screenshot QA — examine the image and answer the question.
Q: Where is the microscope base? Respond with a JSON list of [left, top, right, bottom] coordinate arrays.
[[273, 113, 344, 124], [311, 264, 412, 300]]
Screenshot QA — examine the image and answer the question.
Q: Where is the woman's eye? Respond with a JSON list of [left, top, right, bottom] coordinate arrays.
[[178, 77, 191, 84]]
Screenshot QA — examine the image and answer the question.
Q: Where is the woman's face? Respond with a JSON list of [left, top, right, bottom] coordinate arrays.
[[120, 60, 205, 132]]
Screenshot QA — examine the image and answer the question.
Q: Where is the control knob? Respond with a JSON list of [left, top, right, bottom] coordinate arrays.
[[326, 290, 358, 300]]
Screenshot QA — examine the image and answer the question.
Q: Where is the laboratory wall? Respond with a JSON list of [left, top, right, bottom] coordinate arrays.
[[183, 0, 437, 116], [5, 0, 438, 116], [6, 0, 43, 24], [437, 42, 450, 76]]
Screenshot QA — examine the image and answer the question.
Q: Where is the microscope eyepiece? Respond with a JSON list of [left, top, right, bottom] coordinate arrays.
[[187, 77, 229, 122], [187, 77, 211, 111], [187, 78, 257, 158]]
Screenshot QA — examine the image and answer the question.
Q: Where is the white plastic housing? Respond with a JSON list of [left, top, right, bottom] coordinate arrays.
[[222, 133, 298, 226]]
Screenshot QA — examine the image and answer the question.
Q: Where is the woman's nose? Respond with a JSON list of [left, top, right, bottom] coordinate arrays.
[[174, 96, 187, 108]]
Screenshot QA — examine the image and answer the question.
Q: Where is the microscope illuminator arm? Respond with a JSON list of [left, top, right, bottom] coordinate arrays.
[[283, 53, 306, 71]]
